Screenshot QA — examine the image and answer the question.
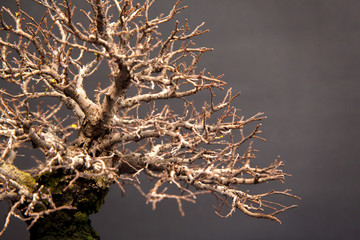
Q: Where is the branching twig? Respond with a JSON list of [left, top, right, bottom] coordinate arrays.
[[0, 0, 298, 236]]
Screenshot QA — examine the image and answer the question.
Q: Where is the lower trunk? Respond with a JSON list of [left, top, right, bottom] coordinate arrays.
[[25, 169, 110, 239], [28, 209, 99, 240]]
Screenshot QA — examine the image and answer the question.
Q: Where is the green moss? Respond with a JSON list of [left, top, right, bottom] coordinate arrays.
[[36, 169, 110, 214], [18, 171, 36, 189], [74, 211, 88, 222], [28, 169, 111, 239], [29, 210, 100, 240], [1, 164, 36, 189], [36, 170, 68, 193], [92, 175, 108, 188]]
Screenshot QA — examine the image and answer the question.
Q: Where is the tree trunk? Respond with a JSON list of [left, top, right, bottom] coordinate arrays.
[[28, 210, 99, 240], [24, 169, 110, 239]]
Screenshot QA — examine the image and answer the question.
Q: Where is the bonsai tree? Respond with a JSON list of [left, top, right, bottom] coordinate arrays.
[[0, 0, 299, 239]]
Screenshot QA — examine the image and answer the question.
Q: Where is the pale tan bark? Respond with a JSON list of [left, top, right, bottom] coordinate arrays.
[[0, 0, 299, 237]]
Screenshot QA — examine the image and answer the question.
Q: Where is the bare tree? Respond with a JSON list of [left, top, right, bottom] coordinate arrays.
[[0, 0, 299, 239]]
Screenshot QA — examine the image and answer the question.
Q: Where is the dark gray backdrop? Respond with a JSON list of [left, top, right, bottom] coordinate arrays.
[[1, 0, 359, 239]]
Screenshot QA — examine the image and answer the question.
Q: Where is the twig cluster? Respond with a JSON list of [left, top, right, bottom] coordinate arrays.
[[0, 0, 298, 235]]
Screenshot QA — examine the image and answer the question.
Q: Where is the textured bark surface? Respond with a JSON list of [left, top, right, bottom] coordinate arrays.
[[0, 0, 298, 237], [27, 170, 109, 239], [29, 210, 100, 240]]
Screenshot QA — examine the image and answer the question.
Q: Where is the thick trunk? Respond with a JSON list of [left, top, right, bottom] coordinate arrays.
[[24, 169, 110, 239], [29, 210, 99, 240]]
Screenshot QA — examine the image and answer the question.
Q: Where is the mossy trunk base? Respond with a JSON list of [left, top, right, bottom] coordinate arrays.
[[29, 210, 99, 240], [26, 169, 110, 239]]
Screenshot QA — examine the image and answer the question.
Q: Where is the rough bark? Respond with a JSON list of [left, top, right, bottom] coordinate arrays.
[[0, 0, 299, 237], [29, 210, 100, 240], [27, 169, 109, 239]]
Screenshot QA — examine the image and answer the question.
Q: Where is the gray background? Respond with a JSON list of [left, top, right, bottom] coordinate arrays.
[[1, 0, 360, 239]]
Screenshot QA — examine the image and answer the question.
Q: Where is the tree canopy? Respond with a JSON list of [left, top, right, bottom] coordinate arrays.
[[0, 0, 298, 238]]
